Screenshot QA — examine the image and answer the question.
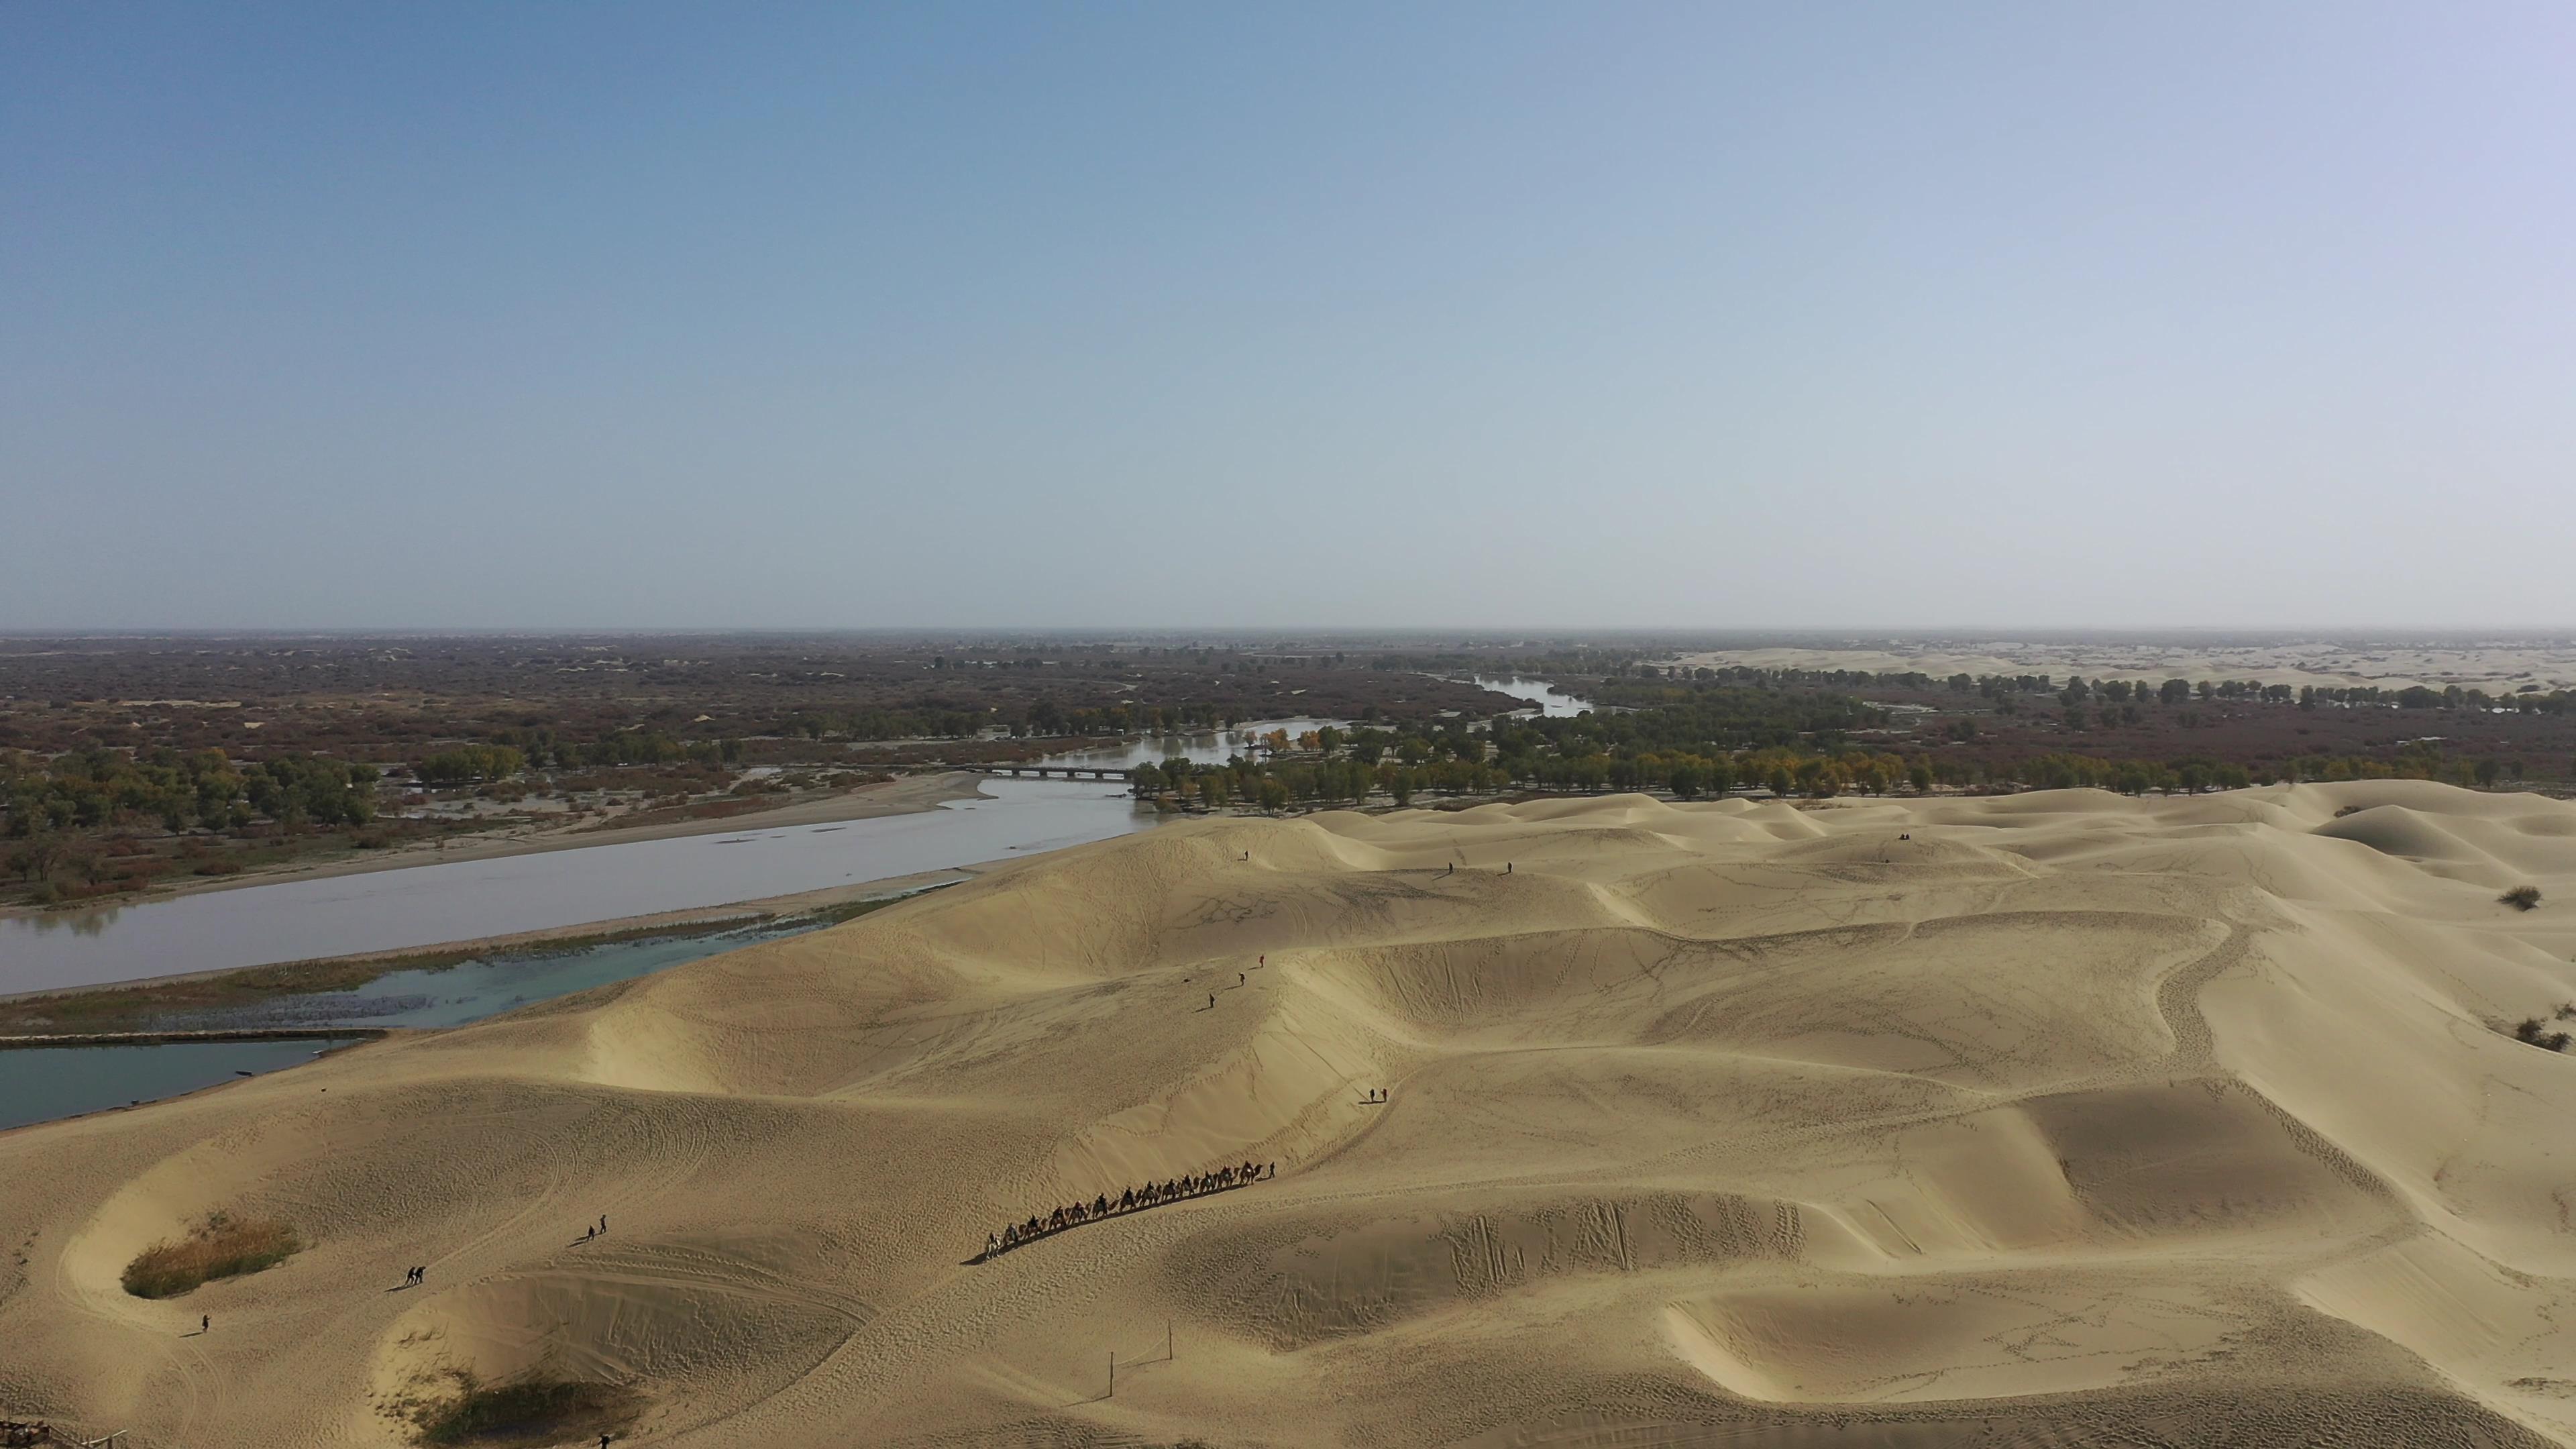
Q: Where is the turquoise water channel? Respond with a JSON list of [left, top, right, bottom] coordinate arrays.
[[0, 1038, 364, 1134], [0, 916, 841, 1132]]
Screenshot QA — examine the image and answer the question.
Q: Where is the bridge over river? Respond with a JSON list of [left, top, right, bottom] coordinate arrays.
[[953, 763, 1136, 782]]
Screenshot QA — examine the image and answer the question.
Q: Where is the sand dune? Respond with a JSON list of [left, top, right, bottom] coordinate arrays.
[[5, 782, 2576, 1447]]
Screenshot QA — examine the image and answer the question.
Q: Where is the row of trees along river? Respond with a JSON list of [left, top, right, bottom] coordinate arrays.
[[1125, 682, 2544, 809]]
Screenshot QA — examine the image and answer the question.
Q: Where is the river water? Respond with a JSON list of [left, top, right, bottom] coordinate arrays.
[[1027, 716, 1354, 770], [1470, 676, 1593, 718], [1, 777, 1149, 996], [0, 917, 855, 1133], [0, 700, 1605, 1130], [0, 1037, 370, 1134]]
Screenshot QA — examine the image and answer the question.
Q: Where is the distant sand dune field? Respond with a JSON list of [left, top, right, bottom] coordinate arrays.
[[6, 782, 2576, 1446]]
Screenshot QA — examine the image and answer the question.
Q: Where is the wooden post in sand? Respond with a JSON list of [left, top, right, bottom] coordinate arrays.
[[1108, 1350, 1115, 1399]]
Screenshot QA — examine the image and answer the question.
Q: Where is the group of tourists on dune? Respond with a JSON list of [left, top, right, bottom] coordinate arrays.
[[981, 1161, 1275, 1260]]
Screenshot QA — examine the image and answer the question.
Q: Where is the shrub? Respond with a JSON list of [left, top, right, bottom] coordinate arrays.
[[121, 1212, 301, 1298], [412, 1372, 643, 1448], [2512, 1018, 2571, 1051], [2502, 885, 2543, 911]]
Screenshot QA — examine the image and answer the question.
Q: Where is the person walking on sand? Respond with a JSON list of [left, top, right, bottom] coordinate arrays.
[[1208, 992, 1216, 1009], [1238, 971, 1246, 985], [200, 1313, 209, 1334], [598, 1214, 608, 1235]]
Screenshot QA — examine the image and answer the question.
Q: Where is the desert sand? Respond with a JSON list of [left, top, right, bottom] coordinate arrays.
[[5, 780, 2576, 1447]]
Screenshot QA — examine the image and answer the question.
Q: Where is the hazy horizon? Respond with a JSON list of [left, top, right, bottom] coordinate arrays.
[[8, 4, 2573, 631]]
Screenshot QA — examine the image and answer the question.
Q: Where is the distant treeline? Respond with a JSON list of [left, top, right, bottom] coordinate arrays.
[[3, 747, 376, 837], [1126, 690, 2538, 810], [1599, 663, 2576, 715], [476, 727, 738, 771], [758, 699, 1242, 742], [1137, 739, 2508, 809]]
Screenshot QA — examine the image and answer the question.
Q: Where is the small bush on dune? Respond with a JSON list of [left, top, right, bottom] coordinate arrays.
[[412, 1371, 643, 1448], [2502, 885, 2543, 911], [121, 1212, 301, 1298], [2512, 1018, 2572, 1053]]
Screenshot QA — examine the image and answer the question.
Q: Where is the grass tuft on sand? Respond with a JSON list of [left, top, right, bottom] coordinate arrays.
[[121, 1212, 302, 1298], [411, 1371, 643, 1448], [2501, 883, 2543, 910]]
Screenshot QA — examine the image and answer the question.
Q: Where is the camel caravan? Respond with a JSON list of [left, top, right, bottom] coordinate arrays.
[[979, 1161, 1275, 1260], [0, 1421, 54, 1447]]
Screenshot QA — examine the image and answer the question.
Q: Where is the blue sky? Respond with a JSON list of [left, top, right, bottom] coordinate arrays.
[[5, 3, 2571, 629]]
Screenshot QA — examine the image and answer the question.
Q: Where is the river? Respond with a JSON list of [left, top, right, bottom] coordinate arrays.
[[0, 699, 1610, 1130], [1, 777, 1150, 997], [0, 1037, 371, 1134], [1470, 676, 1593, 718], [1024, 716, 1354, 770], [0, 916, 860, 1132], [1, 698, 1605, 999]]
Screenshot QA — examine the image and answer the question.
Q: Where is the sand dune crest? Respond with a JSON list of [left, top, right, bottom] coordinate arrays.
[[3, 782, 2573, 1446]]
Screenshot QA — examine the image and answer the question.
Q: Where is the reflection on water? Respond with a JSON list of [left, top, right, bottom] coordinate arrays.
[[1, 778, 1149, 996], [1470, 676, 1593, 718], [0, 1038, 366, 1134], [14, 906, 122, 937], [1034, 716, 1355, 770]]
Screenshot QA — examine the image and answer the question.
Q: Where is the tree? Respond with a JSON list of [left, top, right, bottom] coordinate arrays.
[[416, 745, 525, 787], [7, 832, 63, 883]]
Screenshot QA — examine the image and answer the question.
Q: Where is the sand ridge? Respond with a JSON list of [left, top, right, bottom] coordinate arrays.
[[3, 780, 2575, 1446]]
